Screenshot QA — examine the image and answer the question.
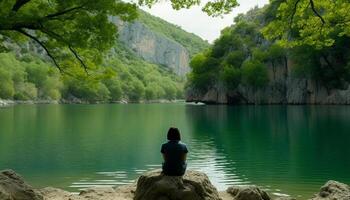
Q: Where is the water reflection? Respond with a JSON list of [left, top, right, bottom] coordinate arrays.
[[0, 104, 349, 198]]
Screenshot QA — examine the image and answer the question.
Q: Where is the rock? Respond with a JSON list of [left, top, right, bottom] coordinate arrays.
[[185, 60, 350, 105], [134, 169, 221, 200], [111, 17, 190, 76], [225, 185, 270, 200], [40, 187, 76, 200], [0, 169, 43, 200], [311, 180, 350, 200], [77, 186, 135, 200], [39, 185, 136, 200]]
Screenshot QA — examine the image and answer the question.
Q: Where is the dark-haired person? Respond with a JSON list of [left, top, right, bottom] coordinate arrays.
[[161, 127, 188, 176]]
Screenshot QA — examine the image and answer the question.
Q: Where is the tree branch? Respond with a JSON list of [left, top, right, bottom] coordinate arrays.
[[289, 0, 301, 28], [16, 29, 63, 72], [309, 0, 325, 24], [12, 0, 32, 12], [69, 46, 89, 74], [45, 5, 85, 19], [40, 29, 89, 74]]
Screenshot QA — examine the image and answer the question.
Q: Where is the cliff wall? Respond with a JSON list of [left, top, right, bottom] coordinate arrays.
[[186, 61, 350, 104], [111, 17, 191, 76]]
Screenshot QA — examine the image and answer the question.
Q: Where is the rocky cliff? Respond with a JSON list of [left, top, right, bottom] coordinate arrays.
[[186, 60, 350, 104], [111, 16, 191, 76]]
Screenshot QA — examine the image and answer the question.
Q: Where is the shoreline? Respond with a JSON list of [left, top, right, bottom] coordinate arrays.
[[1, 169, 349, 200], [0, 99, 186, 107]]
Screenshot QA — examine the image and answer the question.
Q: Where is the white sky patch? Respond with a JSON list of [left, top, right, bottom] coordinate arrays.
[[141, 0, 269, 43]]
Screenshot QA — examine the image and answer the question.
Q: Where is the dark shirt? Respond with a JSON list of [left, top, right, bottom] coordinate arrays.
[[161, 140, 188, 176]]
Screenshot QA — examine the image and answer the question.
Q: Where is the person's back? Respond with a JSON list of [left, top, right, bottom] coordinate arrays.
[[161, 127, 188, 176]]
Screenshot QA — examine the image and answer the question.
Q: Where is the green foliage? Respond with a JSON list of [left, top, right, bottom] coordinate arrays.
[[0, 68, 15, 99], [188, 53, 220, 90], [187, 3, 350, 93], [139, 0, 238, 17], [0, 46, 184, 102], [14, 82, 37, 100], [104, 78, 123, 101], [0, 52, 61, 100], [262, 0, 350, 49], [0, 0, 138, 72], [187, 7, 274, 92], [241, 61, 269, 88], [224, 51, 246, 67], [220, 65, 241, 90]]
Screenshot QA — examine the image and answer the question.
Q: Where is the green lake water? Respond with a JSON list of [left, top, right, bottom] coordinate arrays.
[[0, 104, 349, 199]]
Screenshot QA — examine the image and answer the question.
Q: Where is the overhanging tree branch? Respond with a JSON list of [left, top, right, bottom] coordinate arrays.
[[309, 0, 325, 24], [40, 28, 89, 74], [289, 0, 301, 28], [15, 29, 63, 72], [12, 0, 32, 12], [69, 46, 89, 74], [45, 5, 86, 19]]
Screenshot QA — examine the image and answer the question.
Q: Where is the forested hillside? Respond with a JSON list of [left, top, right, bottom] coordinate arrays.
[[186, 3, 350, 104], [0, 9, 208, 103]]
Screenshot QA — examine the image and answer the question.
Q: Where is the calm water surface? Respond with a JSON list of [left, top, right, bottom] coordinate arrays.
[[0, 104, 349, 198]]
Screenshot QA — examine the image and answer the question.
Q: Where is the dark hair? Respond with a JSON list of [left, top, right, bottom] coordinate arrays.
[[167, 127, 181, 141]]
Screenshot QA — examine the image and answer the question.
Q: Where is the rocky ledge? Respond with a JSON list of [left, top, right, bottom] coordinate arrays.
[[1, 169, 349, 200]]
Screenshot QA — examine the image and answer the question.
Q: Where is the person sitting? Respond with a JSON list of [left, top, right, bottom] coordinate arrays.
[[161, 127, 188, 176]]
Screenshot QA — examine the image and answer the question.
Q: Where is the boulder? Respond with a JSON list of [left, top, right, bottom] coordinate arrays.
[[225, 185, 270, 200], [0, 169, 43, 200], [39, 187, 76, 200], [311, 180, 350, 200], [134, 169, 221, 200], [39, 185, 136, 200]]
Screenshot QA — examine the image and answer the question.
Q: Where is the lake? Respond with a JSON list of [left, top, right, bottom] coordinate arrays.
[[0, 104, 349, 198]]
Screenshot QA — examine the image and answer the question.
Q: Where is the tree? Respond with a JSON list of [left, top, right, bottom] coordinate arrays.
[[0, 0, 238, 73], [220, 65, 241, 90], [241, 60, 269, 88], [0, 68, 15, 99], [262, 0, 350, 49], [0, 0, 137, 72]]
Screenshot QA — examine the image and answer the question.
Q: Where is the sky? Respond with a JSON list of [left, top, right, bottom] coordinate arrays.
[[141, 0, 269, 43]]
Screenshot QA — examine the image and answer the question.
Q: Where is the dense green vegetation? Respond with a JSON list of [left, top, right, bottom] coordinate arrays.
[[0, 0, 138, 72], [138, 10, 209, 56], [0, 1, 213, 102], [187, 8, 283, 91], [187, 2, 350, 93], [0, 42, 183, 102]]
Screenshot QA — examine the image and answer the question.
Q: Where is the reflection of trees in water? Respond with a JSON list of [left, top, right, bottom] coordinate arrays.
[[185, 105, 350, 196]]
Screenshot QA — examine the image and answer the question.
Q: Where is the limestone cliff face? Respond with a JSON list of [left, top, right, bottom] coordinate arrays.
[[111, 17, 190, 76], [186, 60, 350, 104]]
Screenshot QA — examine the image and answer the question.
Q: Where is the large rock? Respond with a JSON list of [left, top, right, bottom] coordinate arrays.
[[39, 185, 136, 200], [0, 169, 43, 200], [225, 185, 270, 200], [134, 169, 221, 200], [311, 180, 350, 200]]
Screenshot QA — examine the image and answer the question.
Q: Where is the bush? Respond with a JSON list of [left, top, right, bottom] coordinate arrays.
[[14, 82, 38, 100], [220, 65, 241, 90], [0, 67, 16, 99], [104, 78, 123, 101], [126, 79, 145, 101], [242, 60, 269, 88]]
